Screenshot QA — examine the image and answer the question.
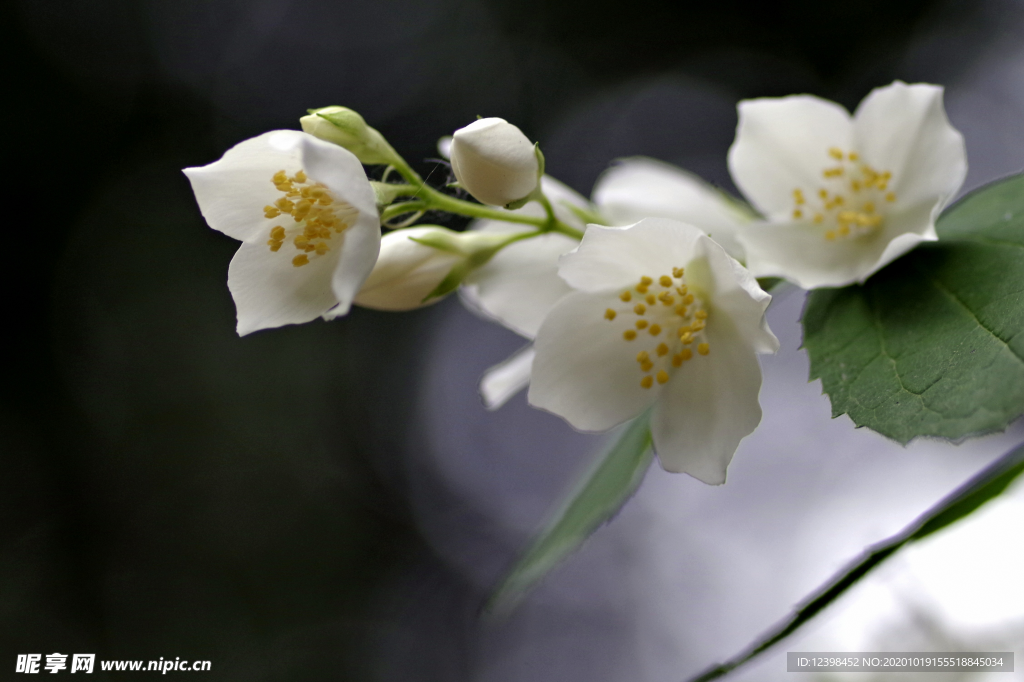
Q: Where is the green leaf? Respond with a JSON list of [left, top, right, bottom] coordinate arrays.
[[803, 173, 1024, 443], [485, 412, 654, 614], [685, 439, 1024, 682]]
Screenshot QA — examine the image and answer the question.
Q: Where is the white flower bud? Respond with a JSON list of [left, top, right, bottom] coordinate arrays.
[[354, 227, 464, 311], [300, 106, 400, 166], [449, 118, 539, 207]]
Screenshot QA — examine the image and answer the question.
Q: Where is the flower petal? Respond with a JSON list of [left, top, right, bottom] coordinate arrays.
[[184, 130, 310, 243], [687, 234, 779, 355], [298, 134, 381, 319], [479, 344, 535, 410], [737, 200, 937, 289], [459, 176, 589, 337], [228, 239, 342, 336], [592, 157, 753, 259], [528, 291, 656, 432], [854, 81, 967, 210], [557, 219, 704, 294], [651, 314, 764, 484], [728, 96, 853, 218]]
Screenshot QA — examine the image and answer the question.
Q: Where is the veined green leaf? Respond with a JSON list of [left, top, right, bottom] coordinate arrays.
[[485, 412, 653, 613], [803, 173, 1024, 443], [686, 439, 1024, 682]]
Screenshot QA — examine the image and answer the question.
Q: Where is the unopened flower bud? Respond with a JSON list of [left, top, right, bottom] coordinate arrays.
[[300, 106, 399, 166], [449, 118, 540, 207], [354, 227, 465, 310]]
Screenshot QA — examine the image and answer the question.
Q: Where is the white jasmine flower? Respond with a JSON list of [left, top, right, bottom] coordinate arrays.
[[592, 157, 755, 260], [450, 118, 540, 207], [459, 177, 589, 408], [184, 130, 380, 335], [528, 218, 778, 484], [354, 227, 463, 311], [728, 81, 967, 289]]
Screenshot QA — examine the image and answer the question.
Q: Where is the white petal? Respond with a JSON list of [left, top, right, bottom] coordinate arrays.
[[687, 234, 779, 355], [228, 240, 342, 336], [299, 134, 381, 319], [854, 81, 967, 210], [651, 315, 764, 484], [738, 200, 937, 289], [557, 219, 704, 294], [592, 157, 753, 259], [479, 344, 535, 410], [728, 96, 853, 218], [528, 291, 656, 432], [460, 230, 578, 338], [184, 130, 310, 243]]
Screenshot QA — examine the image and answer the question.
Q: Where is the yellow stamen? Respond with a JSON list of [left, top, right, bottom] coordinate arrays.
[[648, 324, 662, 336], [656, 343, 669, 356], [636, 351, 649, 363], [624, 330, 637, 341], [640, 276, 653, 286], [646, 294, 656, 305], [641, 375, 654, 389], [292, 254, 309, 267], [620, 291, 632, 302], [828, 147, 843, 160], [697, 343, 710, 356], [605, 309, 617, 320], [659, 275, 673, 287], [636, 320, 648, 329], [634, 304, 646, 315], [672, 267, 684, 278], [656, 370, 669, 384]]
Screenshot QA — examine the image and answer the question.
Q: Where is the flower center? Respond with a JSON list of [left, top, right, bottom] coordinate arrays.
[[602, 268, 711, 389], [790, 147, 897, 241], [261, 169, 358, 267]]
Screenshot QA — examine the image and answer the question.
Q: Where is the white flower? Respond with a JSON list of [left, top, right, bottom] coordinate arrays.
[[728, 80, 967, 289], [459, 176, 589, 408], [527, 218, 779, 484], [184, 130, 380, 335], [592, 157, 755, 260], [354, 227, 463, 311], [450, 118, 539, 207]]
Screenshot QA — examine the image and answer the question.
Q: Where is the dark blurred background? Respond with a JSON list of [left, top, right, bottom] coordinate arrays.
[[4, 0, 1024, 679]]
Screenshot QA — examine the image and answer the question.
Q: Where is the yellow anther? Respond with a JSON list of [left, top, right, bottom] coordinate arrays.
[[294, 235, 309, 247], [695, 309, 708, 320], [620, 291, 632, 302], [636, 320, 648, 329], [275, 198, 294, 213], [881, 171, 891, 180], [697, 343, 710, 356], [851, 180, 862, 192], [646, 294, 656, 305], [309, 186, 325, 198], [648, 324, 662, 336], [825, 230, 837, 241], [834, 195, 845, 206], [690, 320, 705, 332], [636, 351, 650, 363], [640, 276, 653, 286], [270, 226, 286, 240], [656, 343, 669, 357], [636, 285, 648, 294], [641, 375, 654, 389], [818, 189, 828, 199], [886, 192, 896, 202], [292, 254, 309, 267], [293, 170, 307, 183], [671, 355, 683, 367], [674, 305, 688, 317], [793, 209, 803, 219], [267, 239, 282, 252], [672, 267, 684, 278], [640, 360, 654, 372], [823, 167, 844, 178], [318, 195, 334, 206], [684, 294, 694, 305], [680, 348, 693, 361], [848, 151, 859, 161], [813, 213, 824, 223], [680, 331, 694, 345], [659, 275, 673, 287], [634, 304, 646, 315], [838, 210, 856, 222], [273, 170, 288, 184], [838, 224, 851, 236], [315, 242, 330, 255], [264, 206, 281, 219], [605, 308, 617, 321], [660, 296, 674, 306], [676, 285, 688, 296], [793, 188, 805, 204], [656, 370, 669, 385], [299, 186, 312, 198], [658, 291, 671, 302], [624, 330, 637, 341], [828, 147, 844, 160]]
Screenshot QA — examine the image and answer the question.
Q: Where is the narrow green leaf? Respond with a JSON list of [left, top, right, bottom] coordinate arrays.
[[803, 173, 1024, 443], [685, 439, 1024, 682], [485, 412, 654, 614]]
